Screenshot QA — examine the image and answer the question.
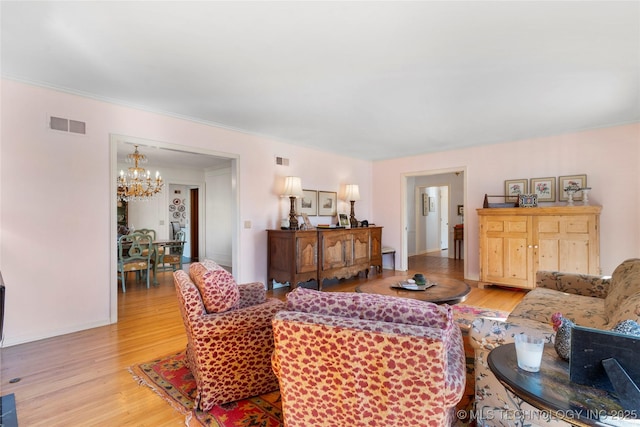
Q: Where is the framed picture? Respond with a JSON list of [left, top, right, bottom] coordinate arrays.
[[318, 191, 337, 216], [530, 177, 556, 202], [297, 189, 317, 216], [300, 213, 314, 229], [505, 179, 528, 202], [558, 174, 587, 201], [422, 193, 429, 216], [338, 213, 350, 227], [429, 196, 436, 212], [518, 194, 538, 207], [457, 205, 464, 216]]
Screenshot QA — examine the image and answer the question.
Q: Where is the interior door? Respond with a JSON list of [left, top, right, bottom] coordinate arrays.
[[439, 186, 449, 250], [190, 188, 199, 262]]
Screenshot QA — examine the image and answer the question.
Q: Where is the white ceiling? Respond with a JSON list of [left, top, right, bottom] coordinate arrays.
[[2, 1, 639, 162]]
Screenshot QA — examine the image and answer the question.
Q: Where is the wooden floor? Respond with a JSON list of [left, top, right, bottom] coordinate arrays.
[[0, 254, 525, 426]]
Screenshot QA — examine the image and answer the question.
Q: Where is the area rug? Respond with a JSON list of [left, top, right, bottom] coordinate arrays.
[[130, 304, 508, 427]]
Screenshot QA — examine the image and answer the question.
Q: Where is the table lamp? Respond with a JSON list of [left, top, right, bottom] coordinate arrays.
[[282, 176, 304, 230], [344, 184, 361, 228]]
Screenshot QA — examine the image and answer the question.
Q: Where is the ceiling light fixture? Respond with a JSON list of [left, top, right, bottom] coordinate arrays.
[[117, 145, 163, 202]]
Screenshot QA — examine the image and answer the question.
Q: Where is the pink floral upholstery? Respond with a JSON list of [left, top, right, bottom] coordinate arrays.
[[174, 266, 285, 411], [272, 288, 466, 427], [470, 258, 640, 426], [189, 261, 240, 313]]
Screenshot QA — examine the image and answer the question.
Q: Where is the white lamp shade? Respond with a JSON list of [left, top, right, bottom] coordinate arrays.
[[344, 184, 361, 201], [282, 176, 304, 197]]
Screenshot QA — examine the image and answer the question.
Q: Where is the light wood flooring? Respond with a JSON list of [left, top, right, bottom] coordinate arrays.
[[0, 254, 525, 426]]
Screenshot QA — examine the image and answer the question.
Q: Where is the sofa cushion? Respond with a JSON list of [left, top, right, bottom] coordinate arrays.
[[607, 292, 640, 328], [285, 287, 451, 330], [189, 262, 239, 313], [604, 258, 640, 321], [509, 288, 608, 329]]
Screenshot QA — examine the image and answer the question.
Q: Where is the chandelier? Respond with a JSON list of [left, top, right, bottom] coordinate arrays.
[[117, 145, 163, 202]]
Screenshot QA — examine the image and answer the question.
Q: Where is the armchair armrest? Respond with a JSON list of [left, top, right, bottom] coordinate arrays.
[[237, 282, 267, 308], [190, 298, 284, 338], [469, 317, 555, 351], [536, 270, 610, 298]]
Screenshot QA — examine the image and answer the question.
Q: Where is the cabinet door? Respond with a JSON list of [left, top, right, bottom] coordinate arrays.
[[320, 230, 350, 270], [351, 229, 370, 266], [480, 215, 534, 289], [296, 234, 318, 274], [535, 215, 598, 274], [369, 227, 382, 267]]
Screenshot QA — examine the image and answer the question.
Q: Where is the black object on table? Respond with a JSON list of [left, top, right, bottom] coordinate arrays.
[[488, 343, 635, 427]]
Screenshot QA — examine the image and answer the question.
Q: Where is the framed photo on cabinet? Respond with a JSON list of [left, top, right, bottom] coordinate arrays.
[[505, 179, 528, 202], [318, 191, 337, 216], [530, 177, 556, 202], [338, 213, 350, 228], [297, 189, 317, 216], [559, 174, 587, 201]]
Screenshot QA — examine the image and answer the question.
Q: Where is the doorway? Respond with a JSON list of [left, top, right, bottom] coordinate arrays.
[[190, 188, 199, 262], [111, 135, 239, 323], [420, 185, 449, 254], [402, 169, 465, 274]]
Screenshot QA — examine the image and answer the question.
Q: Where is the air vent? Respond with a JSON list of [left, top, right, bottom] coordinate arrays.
[[49, 116, 86, 135], [276, 156, 289, 166]]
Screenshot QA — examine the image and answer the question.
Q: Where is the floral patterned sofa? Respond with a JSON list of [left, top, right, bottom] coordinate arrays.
[[173, 260, 285, 411], [470, 258, 640, 426], [272, 287, 466, 427]]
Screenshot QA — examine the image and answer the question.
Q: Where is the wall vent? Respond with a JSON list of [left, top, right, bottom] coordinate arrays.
[[275, 156, 289, 166], [49, 116, 86, 135]]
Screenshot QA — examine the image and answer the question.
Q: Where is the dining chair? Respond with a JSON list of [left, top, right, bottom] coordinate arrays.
[[153, 230, 186, 276], [137, 228, 156, 241], [117, 232, 153, 292], [170, 221, 181, 240]]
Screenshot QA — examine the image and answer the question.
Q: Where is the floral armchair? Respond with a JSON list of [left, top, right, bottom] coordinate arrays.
[[272, 287, 466, 427], [470, 258, 640, 426], [173, 260, 285, 411]]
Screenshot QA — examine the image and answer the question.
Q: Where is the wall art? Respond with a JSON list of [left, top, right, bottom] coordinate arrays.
[[530, 177, 556, 202]]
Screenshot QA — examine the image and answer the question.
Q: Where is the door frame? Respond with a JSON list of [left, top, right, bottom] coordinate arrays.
[[110, 135, 240, 323], [401, 167, 466, 276]]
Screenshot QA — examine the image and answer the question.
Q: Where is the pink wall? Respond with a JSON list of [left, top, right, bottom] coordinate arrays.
[[1, 78, 638, 346], [0, 80, 372, 346], [372, 124, 640, 278]]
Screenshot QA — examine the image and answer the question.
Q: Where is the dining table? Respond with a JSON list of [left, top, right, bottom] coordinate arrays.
[[150, 239, 185, 285], [118, 237, 185, 285]]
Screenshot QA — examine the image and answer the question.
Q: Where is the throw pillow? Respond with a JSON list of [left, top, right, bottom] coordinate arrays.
[[286, 287, 450, 330], [189, 262, 239, 313]]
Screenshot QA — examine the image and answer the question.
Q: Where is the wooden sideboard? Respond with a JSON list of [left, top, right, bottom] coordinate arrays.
[[477, 205, 601, 289], [267, 227, 382, 290]]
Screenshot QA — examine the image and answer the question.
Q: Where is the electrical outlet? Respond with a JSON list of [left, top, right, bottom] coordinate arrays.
[[244, 221, 252, 229]]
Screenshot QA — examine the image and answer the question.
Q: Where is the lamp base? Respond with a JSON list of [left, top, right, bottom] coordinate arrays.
[[288, 196, 299, 230], [349, 200, 358, 228]]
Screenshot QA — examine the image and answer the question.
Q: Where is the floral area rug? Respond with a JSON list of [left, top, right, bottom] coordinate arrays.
[[130, 304, 508, 427]]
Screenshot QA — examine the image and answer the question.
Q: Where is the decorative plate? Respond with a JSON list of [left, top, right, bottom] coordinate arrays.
[[169, 205, 176, 212], [178, 205, 186, 212], [173, 198, 181, 205], [173, 211, 181, 218], [390, 281, 436, 292]]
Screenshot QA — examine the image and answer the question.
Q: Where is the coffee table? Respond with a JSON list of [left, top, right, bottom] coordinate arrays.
[[355, 274, 470, 304], [488, 343, 633, 426]]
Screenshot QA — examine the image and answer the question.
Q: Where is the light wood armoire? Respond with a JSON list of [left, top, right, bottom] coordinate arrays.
[[477, 205, 601, 289]]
